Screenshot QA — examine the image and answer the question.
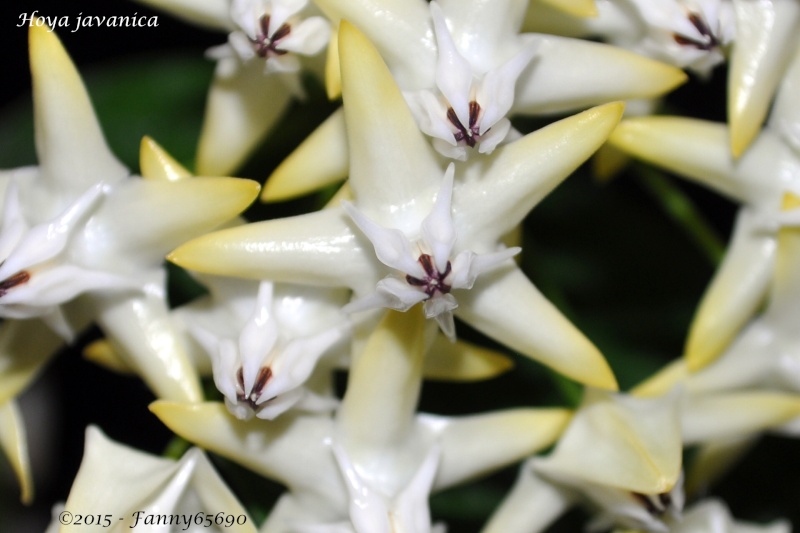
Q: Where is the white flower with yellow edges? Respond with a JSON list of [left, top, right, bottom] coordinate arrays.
[[169, 21, 622, 390]]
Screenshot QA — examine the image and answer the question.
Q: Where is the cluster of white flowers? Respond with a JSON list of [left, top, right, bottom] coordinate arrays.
[[4, 0, 800, 531]]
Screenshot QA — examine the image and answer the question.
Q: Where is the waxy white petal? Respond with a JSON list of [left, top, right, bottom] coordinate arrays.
[[338, 21, 441, 213], [29, 25, 129, 196], [262, 110, 348, 202], [131, 0, 232, 31], [196, 59, 295, 176], [728, 0, 800, 157], [0, 400, 32, 504]]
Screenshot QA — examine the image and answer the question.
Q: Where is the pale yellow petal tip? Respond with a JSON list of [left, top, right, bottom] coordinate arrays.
[[781, 192, 800, 211], [139, 136, 192, 181], [325, 26, 342, 100], [424, 337, 514, 381], [149, 400, 215, 424], [261, 165, 308, 203], [84, 340, 133, 374], [729, 122, 758, 159], [684, 325, 731, 372], [630, 360, 688, 398]]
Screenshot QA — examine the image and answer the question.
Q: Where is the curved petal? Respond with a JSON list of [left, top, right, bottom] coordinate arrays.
[[139, 136, 192, 181], [29, 24, 128, 195], [514, 35, 686, 115], [0, 318, 66, 406], [535, 389, 682, 494], [433, 408, 571, 489], [456, 266, 617, 390], [262, 108, 349, 202], [149, 401, 342, 499], [685, 209, 775, 371], [609, 117, 795, 205], [338, 310, 433, 456], [683, 391, 800, 444], [0, 400, 33, 504], [91, 292, 203, 403], [422, 335, 513, 381], [169, 208, 375, 289], [338, 21, 441, 212], [458, 102, 624, 246], [728, 0, 800, 157], [196, 60, 295, 176], [482, 463, 574, 533], [82, 178, 259, 271]]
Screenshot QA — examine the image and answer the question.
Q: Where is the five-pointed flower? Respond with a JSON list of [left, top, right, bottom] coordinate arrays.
[[0, 23, 260, 419], [169, 21, 621, 389], [402, 2, 537, 160], [47, 426, 256, 533], [262, 0, 685, 201], [131, 0, 332, 175], [151, 310, 570, 532], [341, 164, 520, 340], [192, 280, 348, 420]]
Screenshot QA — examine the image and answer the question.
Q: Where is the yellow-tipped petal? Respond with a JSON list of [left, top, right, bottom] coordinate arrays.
[[126, 0, 231, 32], [93, 177, 260, 266], [168, 208, 370, 286], [683, 392, 800, 444], [536, 0, 597, 17], [728, 0, 800, 157], [685, 210, 775, 371], [339, 310, 433, 453], [0, 401, 33, 504], [338, 20, 441, 211], [83, 339, 133, 374], [465, 102, 625, 241], [262, 109, 348, 202], [325, 26, 342, 100], [196, 61, 293, 176], [483, 464, 573, 533], [0, 319, 64, 406], [536, 389, 682, 494], [29, 23, 128, 192], [150, 401, 337, 493], [423, 336, 513, 381], [771, 192, 800, 314], [630, 359, 688, 398], [437, 408, 571, 489], [516, 36, 686, 114], [139, 136, 192, 181], [457, 268, 618, 390]]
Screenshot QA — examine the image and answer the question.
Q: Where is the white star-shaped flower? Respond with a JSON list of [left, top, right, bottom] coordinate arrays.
[[47, 426, 256, 533], [152, 310, 570, 533], [402, 2, 537, 160], [342, 164, 520, 340], [192, 280, 347, 420], [170, 21, 621, 389]]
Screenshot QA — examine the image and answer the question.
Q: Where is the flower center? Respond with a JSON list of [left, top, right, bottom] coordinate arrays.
[[673, 12, 720, 51], [0, 270, 30, 297], [447, 101, 485, 148], [236, 366, 276, 412], [405, 254, 452, 298], [251, 14, 291, 58]]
